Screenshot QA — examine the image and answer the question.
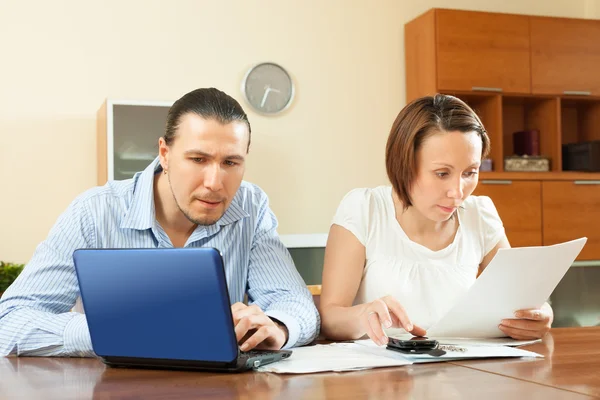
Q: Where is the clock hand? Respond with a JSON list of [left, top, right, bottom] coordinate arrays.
[[260, 87, 272, 108]]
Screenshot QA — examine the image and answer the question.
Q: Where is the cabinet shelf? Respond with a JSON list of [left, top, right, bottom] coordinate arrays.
[[437, 92, 599, 173], [561, 97, 600, 144], [479, 172, 600, 181]]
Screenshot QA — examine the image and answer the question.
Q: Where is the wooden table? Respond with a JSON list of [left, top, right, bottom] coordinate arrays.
[[0, 328, 598, 399], [453, 327, 600, 398]]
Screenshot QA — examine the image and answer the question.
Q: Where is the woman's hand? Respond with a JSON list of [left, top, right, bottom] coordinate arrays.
[[360, 295, 426, 346], [499, 302, 553, 340]]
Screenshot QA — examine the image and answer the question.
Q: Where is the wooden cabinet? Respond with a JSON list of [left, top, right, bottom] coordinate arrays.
[[542, 181, 600, 260], [473, 180, 542, 248], [406, 9, 531, 98], [436, 10, 531, 94], [406, 10, 600, 97], [531, 17, 600, 95], [405, 9, 600, 173], [471, 178, 600, 259], [406, 9, 600, 260]]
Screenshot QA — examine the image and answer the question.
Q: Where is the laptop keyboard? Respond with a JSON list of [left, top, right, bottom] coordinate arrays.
[[242, 349, 275, 357]]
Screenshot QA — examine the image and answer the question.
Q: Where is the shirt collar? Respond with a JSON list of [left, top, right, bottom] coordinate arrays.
[[120, 157, 161, 230], [120, 157, 250, 231], [214, 189, 250, 227]]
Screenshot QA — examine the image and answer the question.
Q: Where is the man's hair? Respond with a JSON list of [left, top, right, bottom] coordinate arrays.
[[164, 88, 252, 151], [385, 94, 490, 208]]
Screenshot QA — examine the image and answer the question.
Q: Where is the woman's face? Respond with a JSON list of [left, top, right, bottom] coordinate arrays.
[[410, 130, 483, 222]]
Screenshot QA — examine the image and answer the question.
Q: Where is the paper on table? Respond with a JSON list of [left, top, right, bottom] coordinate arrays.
[[432, 337, 540, 347], [256, 343, 412, 374], [427, 237, 587, 338], [354, 340, 543, 363], [385, 330, 540, 347]]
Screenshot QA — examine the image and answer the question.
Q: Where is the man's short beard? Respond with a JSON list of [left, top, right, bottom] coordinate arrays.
[[168, 175, 221, 226], [179, 205, 219, 226]]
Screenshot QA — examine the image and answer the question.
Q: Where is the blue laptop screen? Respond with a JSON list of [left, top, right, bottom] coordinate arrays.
[[73, 248, 239, 363]]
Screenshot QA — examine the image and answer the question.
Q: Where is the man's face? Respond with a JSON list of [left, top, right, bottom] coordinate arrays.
[[159, 113, 249, 225]]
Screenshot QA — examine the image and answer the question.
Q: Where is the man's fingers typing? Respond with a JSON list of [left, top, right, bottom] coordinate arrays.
[[231, 302, 247, 313], [235, 313, 274, 343], [240, 326, 278, 351]]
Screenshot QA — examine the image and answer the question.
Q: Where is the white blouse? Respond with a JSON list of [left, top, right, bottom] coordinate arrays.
[[331, 186, 505, 330]]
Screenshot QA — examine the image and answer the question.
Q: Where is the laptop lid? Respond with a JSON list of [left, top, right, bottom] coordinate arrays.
[[73, 248, 239, 363]]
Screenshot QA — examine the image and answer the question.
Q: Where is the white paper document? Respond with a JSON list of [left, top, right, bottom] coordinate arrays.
[[354, 340, 543, 363], [427, 237, 587, 338], [256, 343, 412, 374], [257, 339, 543, 374]]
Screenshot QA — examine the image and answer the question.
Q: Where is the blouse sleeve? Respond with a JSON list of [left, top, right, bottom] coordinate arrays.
[[474, 195, 506, 257], [331, 188, 371, 246]]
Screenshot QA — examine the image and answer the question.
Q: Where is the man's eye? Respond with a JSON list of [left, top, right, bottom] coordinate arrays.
[[224, 160, 238, 166], [191, 158, 204, 163]]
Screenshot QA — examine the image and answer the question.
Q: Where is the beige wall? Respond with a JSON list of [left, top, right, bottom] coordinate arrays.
[[0, 0, 596, 263]]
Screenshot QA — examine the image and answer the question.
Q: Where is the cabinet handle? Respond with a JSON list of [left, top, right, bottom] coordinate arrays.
[[563, 90, 591, 96], [480, 180, 512, 185], [472, 86, 503, 92], [571, 260, 600, 268], [574, 180, 600, 185]]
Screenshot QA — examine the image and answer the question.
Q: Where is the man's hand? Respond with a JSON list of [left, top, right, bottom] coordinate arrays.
[[231, 303, 288, 351]]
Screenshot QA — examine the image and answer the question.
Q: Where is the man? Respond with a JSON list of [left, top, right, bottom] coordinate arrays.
[[0, 88, 319, 357]]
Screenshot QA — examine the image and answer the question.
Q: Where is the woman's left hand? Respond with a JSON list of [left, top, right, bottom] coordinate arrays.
[[499, 302, 553, 340]]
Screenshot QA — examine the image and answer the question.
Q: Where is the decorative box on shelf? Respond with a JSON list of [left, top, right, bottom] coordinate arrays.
[[562, 141, 600, 172], [504, 155, 550, 172]]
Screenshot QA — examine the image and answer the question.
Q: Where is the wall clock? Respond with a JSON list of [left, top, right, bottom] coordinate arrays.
[[242, 62, 295, 115]]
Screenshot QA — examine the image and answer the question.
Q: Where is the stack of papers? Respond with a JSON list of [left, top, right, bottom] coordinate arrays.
[[354, 340, 542, 364], [256, 343, 411, 374], [257, 341, 542, 374]]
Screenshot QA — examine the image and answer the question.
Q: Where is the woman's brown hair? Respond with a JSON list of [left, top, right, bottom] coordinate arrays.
[[385, 94, 490, 208]]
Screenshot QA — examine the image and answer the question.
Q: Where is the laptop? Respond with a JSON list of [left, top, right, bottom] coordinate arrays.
[[73, 247, 292, 372]]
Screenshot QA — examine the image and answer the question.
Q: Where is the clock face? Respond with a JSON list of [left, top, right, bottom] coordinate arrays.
[[242, 62, 294, 115]]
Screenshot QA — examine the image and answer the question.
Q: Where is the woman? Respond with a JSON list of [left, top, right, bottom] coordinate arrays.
[[319, 94, 552, 346]]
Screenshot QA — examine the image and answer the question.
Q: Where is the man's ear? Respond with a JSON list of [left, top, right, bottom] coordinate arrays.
[[158, 137, 169, 171]]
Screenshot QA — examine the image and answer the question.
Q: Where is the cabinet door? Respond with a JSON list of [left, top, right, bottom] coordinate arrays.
[[531, 17, 600, 95], [473, 180, 542, 247], [542, 181, 600, 260], [435, 10, 531, 94]]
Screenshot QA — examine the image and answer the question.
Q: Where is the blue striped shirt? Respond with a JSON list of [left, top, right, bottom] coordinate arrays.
[[0, 158, 319, 357]]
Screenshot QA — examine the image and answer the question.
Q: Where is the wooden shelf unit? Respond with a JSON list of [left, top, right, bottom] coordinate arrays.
[[405, 9, 600, 176], [405, 9, 600, 260]]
